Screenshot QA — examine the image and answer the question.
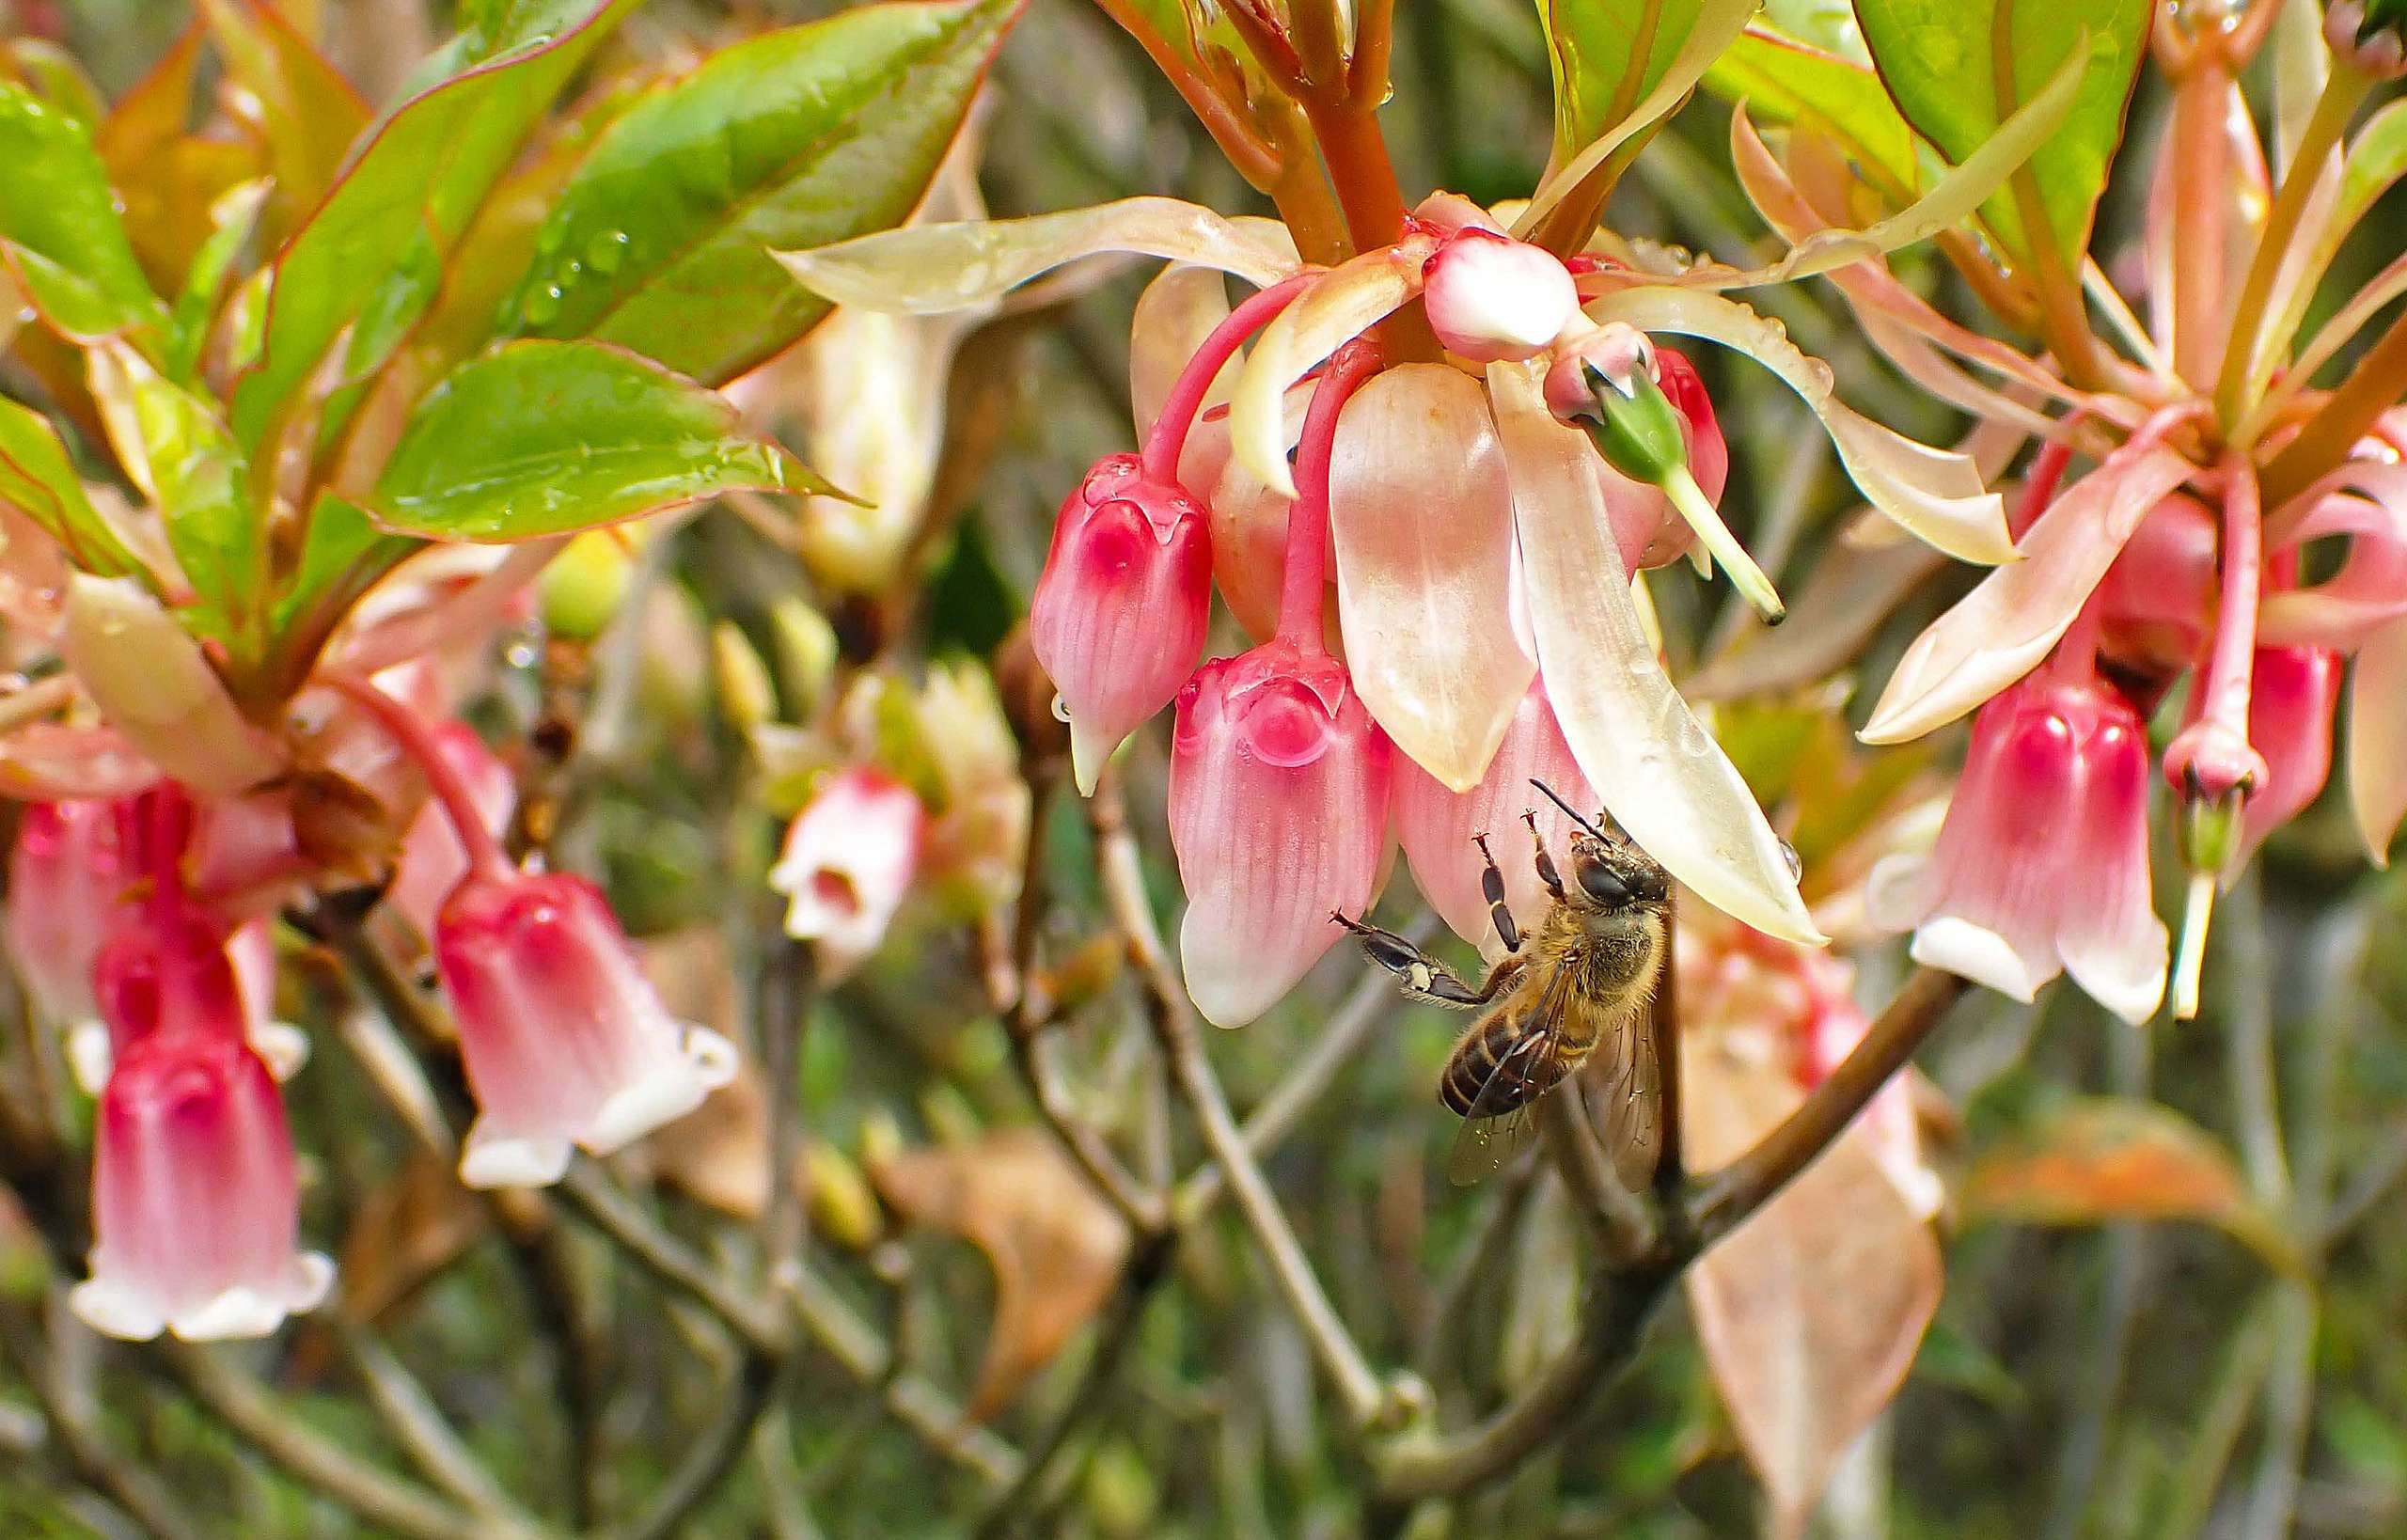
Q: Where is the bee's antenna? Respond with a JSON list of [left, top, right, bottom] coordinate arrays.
[[1529, 779, 1609, 841]]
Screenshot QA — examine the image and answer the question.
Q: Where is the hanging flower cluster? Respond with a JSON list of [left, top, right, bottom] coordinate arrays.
[[775, 114, 2076, 1021]]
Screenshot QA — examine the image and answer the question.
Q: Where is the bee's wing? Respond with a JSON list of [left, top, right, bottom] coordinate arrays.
[[1444, 972, 1576, 1187], [1591, 996, 1661, 1191]]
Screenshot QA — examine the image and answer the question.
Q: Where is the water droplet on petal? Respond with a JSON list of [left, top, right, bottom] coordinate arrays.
[[1050, 694, 1072, 724], [1780, 839, 1802, 881]]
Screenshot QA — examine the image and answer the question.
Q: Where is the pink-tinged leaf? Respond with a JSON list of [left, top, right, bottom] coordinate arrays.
[[1582, 287, 2014, 563], [1860, 443, 2195, 744], [1684, 1043, 1942, 1540], [1962, 1097, 2303, 1274], [1487, 360, 1820, 944], [2248, 249, 2407, 444], [1226, 240, 1429, 499], [57, 575, 284, 795], [1329, 365, 1532, 791], [774, 196, 1298, 317], [2259, 471, 2407, 650], [2349, 615, 2407, 865]]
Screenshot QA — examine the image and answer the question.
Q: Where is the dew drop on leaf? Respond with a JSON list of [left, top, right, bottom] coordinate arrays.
[[587, 230, 630, 274]]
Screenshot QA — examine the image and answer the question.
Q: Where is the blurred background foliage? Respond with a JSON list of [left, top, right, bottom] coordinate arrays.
[[2, 0, 2405, 1536]]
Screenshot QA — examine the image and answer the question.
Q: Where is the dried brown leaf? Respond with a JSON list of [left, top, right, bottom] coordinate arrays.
[[872, 1128, 1130, 1419], [338, 1154, 487, 1324], [1683, 1039, 1943, 1539]]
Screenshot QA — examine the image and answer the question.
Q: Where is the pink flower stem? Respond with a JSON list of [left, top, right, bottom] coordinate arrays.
[[1140, 273, 1317, 483], [323, 672, 513, 883], [2008, 436, 2078, 542], [2195, 458, 2264, 759], [1275, 339, 1384, 652]]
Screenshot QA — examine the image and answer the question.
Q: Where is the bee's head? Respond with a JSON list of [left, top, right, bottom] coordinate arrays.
[[1529, 780, 1670, 918], [1565, 831, 1669, 915]]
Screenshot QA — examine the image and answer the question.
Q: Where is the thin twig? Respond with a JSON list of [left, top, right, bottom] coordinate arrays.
[[2319, 1128, 2407, 1250], [1089, 767, 1398, 1432], [164, 1342, 494, 1540], [606, 1349, 786, 1540], [1690, 967, 1969, 1243], [556, 1167, 786, 1352], [761, 933, 818, 1289], [0, 1308, 198, 1540], [338, 1324, 531, 1525]]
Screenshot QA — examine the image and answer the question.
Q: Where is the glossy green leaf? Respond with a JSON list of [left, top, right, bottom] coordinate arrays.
[[1703, 26, 1921, 201], [0, 397, 149, 580], [0, 83, 165, 345], [165, 180, 271, 383], [1538, 0, 1713, 156], [228, 0, 639, 448], [263, 495, 422, 694], [1850, 0, 2147, 266], [367, 340, 830, 541], [6, 39, 106, 131], [197, 0, 370, 232], [511, 0, 1020, 385], [88, 343, 265, 653]]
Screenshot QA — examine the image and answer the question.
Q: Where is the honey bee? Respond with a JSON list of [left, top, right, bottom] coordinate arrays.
[[1335, 781, 1671, 1186]]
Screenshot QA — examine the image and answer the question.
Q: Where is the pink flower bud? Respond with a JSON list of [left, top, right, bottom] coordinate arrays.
[[2238, 646, 2341, 860], [1169, 642, 1391, 1027], [434, 871, 739, 1188], [4, 798, 136, 1030], [1391, 678, 1596, 951], [1030, 453, 1214, 794], [386, 723, 517, 939], [70, 1030, 332, 1341], [2094, 494, 2218, 687], [1869, 670, 2166, 1024], [1422, 229, 1581, 364], [769, 768, 925, 980]]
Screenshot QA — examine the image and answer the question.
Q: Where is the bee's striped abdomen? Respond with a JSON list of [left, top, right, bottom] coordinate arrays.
[[1438, 1009, 1584, 1117]]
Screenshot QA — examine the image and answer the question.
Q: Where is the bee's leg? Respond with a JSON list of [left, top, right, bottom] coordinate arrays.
[[1522, 810, 1567, 903], [1329, 912, 1493, 1008], [1471, 832, 1522, 954]]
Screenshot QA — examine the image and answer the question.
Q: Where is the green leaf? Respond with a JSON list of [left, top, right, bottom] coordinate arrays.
[[196, 0, 370, 233], [366, 339, 830, 541], [1537, 0, 1715, 157], [165, 180, 271, 383], [511, 0, 1021, 385], [1850, 0, 2147, 266], [1703, 26, 1922, 202], [88, 343, 265, 655], [262, 495, 422, 694], [227, 0, 640, 448], [0, 83, 165, 345], [5, 39, 106, 131], [0, 397, 149, 580]]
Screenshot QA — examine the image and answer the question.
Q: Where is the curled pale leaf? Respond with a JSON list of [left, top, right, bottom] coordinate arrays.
[[1860, 442, 2196, 744], [2247, 249, 2407, 444], [1703, 41, 2085, 290], [2258, 467, 2407, 649], [58, 574, 284, 794], [1487, 360, 1820, 945], [872, 1128, 1129, 1419], [772, 196, 1298, 316], [1513, 0, 1759, 240], [1684, 1039, 1942, 1540], [2349, 615, 2407, 865], [1329, 365, 1533, 792], [1226, 241, 1427, 499], [1584, 286, 2014, 563]]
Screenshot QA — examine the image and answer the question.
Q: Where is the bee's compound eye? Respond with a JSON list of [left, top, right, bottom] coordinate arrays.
[[1577, 862, 1630, 907]]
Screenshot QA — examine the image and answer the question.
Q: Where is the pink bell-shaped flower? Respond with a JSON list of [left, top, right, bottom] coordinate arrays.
[[769, 767, 925, 980], [386, 722, 517, 939], [70, 914, 331, 1342], [4, 798, 136, 1032], [2238, 645, 2341, 860], [433, 870, 739, 1188], [1169, 640, 1392, 1027], [1030, 453, 1213, 794], [71, 914, 307, 1093], [1870, 667, 2167, 1024], [1391, 678, 1596, 951], [1421, 228, 1581, 364]]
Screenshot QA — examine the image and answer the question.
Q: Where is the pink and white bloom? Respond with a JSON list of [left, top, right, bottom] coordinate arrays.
[[1870, 667, 2167, 1025], [1030, 453, 1213, 794], [433, 869, 739, 1188], [1421, 228, 1580, 364], [2237, 646, 2342, 861], [1169, 641, 1391, 1027], [4, 798, 135, 1032], [1391, 678, 1595, 953], [770, 767, 925, 980], [71, 913, 330, 1343], [70, 916, 306, 1093], [385, 723, 517, 939]]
